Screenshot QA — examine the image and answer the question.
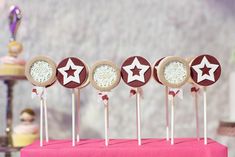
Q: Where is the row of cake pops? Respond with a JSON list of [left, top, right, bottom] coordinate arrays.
[[25, 55, 221, 147]]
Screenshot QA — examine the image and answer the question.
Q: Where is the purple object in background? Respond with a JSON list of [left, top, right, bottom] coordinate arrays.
[[9, 5, 22, 40]]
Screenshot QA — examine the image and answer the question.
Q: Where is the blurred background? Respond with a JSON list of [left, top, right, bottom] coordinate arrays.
[[0, 0, 235, 156]]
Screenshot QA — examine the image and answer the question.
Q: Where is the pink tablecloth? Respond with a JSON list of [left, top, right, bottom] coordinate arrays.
[[20, 138, 227, 157]]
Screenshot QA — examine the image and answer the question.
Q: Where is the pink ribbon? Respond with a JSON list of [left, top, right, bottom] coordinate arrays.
[[129, 88, 144, 98], [32, 86, 46, 99], [130, 89, 137, 96], [169, 90, 180, 97], [191, 86, 200, 93], [99, 92, 109, 106], [168, 88, 183, 100]]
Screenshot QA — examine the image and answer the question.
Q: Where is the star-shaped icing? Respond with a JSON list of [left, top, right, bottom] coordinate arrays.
[[58, 58, 84, 85], [131, 66, 141, 76], [192, 56, 219, 83], [65, 67, 76, 77], [123, 57, 150, 83], [201, 65, 211, 75]]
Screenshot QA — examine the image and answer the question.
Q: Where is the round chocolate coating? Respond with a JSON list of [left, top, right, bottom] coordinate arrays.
[[158, 56, 190, 88], [77, 65, 90, 89], [153, 57, 165, 85], [186, 57, 196, 84], [89, 61, 121, 92], [190, 54, 221, 86], [121, 56, 151, 88], [25, 56, 57, 87], [56, 57, 88, 89]]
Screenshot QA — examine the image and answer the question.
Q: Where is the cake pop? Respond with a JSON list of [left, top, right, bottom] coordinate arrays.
[[157, 56, 190, 145], [121, 56, 151, 145], [25, 56, 57, 146], [190, 54, 221, 144], [90, 61, 120, 146], [57, 57, 89, 146]]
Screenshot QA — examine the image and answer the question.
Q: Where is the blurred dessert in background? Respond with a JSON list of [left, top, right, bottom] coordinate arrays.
[[12, 108, 39, 147], [0, 6, 25, 77]]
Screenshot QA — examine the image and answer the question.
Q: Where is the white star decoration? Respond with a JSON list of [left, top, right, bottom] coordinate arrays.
[[58, 58, 84, 85], [192, 56, 219, 83], [123, 57, 150, 83]]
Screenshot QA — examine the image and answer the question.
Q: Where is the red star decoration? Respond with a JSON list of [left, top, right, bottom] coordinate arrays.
[[131, 66, 141, 76], [65, 67, 77, 77], [200, 65, 211, 75]]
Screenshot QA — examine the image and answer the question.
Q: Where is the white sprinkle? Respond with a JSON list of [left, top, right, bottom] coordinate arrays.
[[93, 65, 117, 88], [30, 61, 53, 83], [164, 61, 187, 84]]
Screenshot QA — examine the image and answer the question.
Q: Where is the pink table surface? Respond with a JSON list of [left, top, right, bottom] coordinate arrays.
[[21, 138, 227, 157]]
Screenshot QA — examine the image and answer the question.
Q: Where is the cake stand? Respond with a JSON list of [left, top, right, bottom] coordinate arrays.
[[0, 75, 26, 157]]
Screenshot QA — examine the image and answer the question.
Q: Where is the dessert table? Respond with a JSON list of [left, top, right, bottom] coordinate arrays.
[[21, 138, 227, 157]]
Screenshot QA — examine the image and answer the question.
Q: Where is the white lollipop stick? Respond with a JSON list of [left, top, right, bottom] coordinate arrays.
[[203, 87, 207, 145], [170, 97, 174, 145], [104, 101, 109, 146], [107, 101, 110, 136], [76, 89, 80, 142], [165, 86, 169, 141], [194, 91, 200, 141], [72, 91, 76, 146], [40, 98, 44, 147], [135, 92, 138, 140], [43, 98, 49, 142], [136, 88, 141, 146]]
